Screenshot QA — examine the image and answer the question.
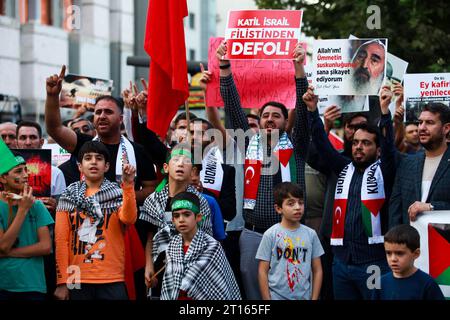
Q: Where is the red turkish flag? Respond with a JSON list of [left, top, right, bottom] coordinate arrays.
[[243, 159, 262, 201], [144, 0, 189, 138], [331, 199, 347, 240]]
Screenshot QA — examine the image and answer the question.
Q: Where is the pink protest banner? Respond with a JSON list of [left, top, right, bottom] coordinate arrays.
[[225, 10, 302, 60], [206, 37, 310, 109]]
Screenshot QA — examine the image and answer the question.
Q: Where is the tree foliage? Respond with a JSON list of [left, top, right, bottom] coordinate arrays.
[[255, 0, 449, 72]]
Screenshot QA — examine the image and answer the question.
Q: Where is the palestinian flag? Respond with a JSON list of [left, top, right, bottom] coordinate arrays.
[[428, 223, 450, 299]]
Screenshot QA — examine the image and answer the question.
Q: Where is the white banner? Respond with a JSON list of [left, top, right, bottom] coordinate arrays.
[[404, 73, 450, 123], [312, 38, 388, 96]]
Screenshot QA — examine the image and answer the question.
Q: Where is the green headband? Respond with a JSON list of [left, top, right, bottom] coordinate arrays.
[[171, 199, 200, 214], [167, 149, 193, 162]]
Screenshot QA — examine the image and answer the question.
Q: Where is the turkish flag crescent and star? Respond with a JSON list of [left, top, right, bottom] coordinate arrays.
[[144, 0, 189, 138]]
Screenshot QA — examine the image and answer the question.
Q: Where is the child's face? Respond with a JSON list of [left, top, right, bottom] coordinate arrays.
[[164, 155, 192, 183], [384, 242, 420, 277], [78, 152, 109, 182], [172, 209, 202, 235], [190, 166, 202, 192], [0, 164, 29, 193], [275, 195, 304, 223]]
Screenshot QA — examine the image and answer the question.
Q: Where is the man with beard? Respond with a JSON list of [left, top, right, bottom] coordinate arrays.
[[303, 85, 396, 300], [305, 106, 369, 300], [44, 66, 157, 204], [390, 103, 450, 226], [217, 41, 309, 299], [351, 40, 386, 95]]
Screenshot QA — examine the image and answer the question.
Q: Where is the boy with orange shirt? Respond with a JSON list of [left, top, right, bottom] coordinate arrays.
[[54, 141, 137, 300]]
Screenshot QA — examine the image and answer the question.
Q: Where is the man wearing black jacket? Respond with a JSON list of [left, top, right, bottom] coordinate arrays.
[[303, 85, 396, 300]]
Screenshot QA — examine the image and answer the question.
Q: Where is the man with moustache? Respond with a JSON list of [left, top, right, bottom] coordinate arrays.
[[303, 85, 396, 300], [217, 41, 309, 299], [351, 39, 386, 95], [44, 66, 157, 204], [390, 103, 450, 226]]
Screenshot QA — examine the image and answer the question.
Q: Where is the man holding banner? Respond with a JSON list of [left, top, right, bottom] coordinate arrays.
[[303, 85, 396, 299], [217, 40, 309, 299]]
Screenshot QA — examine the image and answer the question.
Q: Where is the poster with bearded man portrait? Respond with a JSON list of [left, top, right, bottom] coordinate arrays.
[[312, 38, 388, 96]]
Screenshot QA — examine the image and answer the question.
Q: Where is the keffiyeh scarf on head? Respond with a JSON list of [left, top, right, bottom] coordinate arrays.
[[57, 179, 123, 243], [161, 231, 241, 300], [140, 185, 213, 261]]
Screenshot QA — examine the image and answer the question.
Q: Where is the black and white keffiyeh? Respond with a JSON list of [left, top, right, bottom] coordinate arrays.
[[161, 231, 241, 300], [57, 179, 123, 243], [140, 184, 213, 261]]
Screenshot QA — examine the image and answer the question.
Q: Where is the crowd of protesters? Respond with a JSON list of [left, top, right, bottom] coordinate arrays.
[[0, 41, 448, 301]]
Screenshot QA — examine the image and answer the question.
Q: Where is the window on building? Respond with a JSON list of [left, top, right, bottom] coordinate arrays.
[[189, 12, 195, 30], [189, 49, 196, 61], [41, 0, 53, 25], [0, 0, 18, 18]]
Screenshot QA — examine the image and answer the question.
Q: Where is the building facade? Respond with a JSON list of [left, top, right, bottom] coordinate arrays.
[[0, 0, 134, 122]]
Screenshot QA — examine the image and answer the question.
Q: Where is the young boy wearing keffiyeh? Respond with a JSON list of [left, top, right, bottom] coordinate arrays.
[[54, 141, 137, 300], [139, 144, 212, 296], [161, 191, 241, 300]]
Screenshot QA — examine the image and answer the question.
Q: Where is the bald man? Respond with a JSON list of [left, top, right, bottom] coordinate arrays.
[[0, 122, 18, 148]]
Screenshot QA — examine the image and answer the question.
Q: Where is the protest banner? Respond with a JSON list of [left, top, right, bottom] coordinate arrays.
[[312, 39, 388, 96], [318, 95, 370, 114], [42, 142, 71, 167], [411, 211, 450, 299], [404, 73, 450, 123], [225, 10, 302, 60], [12, 149, 52, 198], [60, 74, 114, 111], [206, 37, 308, 109], [349, 35, 408, 114]]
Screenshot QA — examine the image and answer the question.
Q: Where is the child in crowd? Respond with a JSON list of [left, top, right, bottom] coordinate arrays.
[[372, 224, 445, 300], [256, 182, 324, 300], [54, 141, 137, 300], [0, 140, 53, 300], [191, 163, 226, 242], [160, 191, 241, 300], [139, 144, 212, 296]]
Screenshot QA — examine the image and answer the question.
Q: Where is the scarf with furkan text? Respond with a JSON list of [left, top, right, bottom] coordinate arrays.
[[200, 146, 224, 197], [331, 160, 385, 246]]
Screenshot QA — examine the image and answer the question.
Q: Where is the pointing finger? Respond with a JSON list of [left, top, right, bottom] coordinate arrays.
[[200, 63, 205, 73], [59, 65, 66, 79], [140, 78, 148, 91]]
